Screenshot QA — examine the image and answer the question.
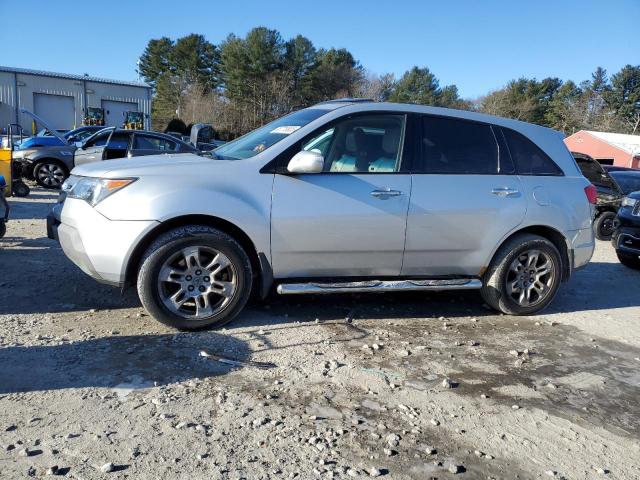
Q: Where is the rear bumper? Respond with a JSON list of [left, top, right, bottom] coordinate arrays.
[[51, 198, 158, 286], [568, 227, 595, 272]]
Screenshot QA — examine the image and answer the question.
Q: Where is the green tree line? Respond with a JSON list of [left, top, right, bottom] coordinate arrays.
[[138, 29, 640, 138]]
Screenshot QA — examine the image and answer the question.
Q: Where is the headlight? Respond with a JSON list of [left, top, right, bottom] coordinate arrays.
[[62, 175, 137, 206], [621, 197, 638, 208]]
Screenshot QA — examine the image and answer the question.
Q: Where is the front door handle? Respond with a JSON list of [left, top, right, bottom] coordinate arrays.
[[492, 187, 520, 198], [370, 189, 403, 199]]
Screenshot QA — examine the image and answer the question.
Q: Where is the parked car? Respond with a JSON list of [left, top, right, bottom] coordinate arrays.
[[572, 153, 640, 240], [16, 128, 198, 189], [48, 100, 595, 330], [573, 152, 624, 240], [612, 191, 640, 270]]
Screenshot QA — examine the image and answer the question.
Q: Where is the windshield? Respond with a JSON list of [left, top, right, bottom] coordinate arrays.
[[213, 108, 330, 160], [611, 171, 640, 195]]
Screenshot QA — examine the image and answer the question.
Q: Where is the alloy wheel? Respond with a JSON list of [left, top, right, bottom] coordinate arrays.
[[505, 249, 555, 307], [157, 246, 237, 319], [37, 163, 66, 188]]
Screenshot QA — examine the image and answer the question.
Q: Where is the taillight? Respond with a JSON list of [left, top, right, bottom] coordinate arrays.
[[584, 184, 597, 205]]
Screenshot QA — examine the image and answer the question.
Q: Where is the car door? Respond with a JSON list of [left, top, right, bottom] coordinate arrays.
[[129, 133, 179, 157], [402, 115, 527, 277], [271, 113, 412, 278], [73, 130, 113, 166]]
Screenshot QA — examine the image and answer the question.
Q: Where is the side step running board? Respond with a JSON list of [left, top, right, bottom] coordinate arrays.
[[276, 278, 482, 295]]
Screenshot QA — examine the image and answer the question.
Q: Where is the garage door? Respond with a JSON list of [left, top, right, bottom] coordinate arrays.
[[33, 93, 75, 131], [102, 100, 138, 128]]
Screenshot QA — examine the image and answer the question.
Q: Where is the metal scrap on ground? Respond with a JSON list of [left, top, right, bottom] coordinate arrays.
[[199, 350, 276, 369]]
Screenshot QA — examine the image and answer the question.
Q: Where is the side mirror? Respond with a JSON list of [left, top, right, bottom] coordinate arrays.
[[75, 141, 84, 149], [287, 150, 324, 174]]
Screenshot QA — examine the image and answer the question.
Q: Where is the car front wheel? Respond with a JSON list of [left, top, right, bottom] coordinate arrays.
[[481, 233, 562, 315], [594, 211, 616, 241], [34, 161, 68, 189], [137, 225, 252, 330]]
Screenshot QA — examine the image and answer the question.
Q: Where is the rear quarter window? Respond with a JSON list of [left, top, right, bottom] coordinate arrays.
[[501, 128, 563, 176]]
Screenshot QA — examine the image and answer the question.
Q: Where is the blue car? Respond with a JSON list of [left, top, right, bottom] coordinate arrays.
[[16, 126, 105, 150]]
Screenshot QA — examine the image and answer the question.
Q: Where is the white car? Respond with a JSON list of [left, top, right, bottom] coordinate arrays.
[[48, 99, 596, 329]]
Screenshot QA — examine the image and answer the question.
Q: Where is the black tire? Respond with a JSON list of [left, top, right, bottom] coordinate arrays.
[[616, 251, 640, 270], [33, 161, 69, 189], [481, 233, 562, 315], [0, 220, 5, 238], [12, 181, 30, 197], [594, 211, 616, 241], [137, 225, 252, 330]]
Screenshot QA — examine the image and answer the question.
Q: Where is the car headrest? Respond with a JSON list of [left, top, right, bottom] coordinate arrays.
[[382, 127, 400, 155]]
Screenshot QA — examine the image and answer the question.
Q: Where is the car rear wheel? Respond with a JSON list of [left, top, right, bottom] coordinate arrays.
[[481, 233, 562, 315], [616, 251, 640, 270], [137, 225, 252, 330], [34, 161, 68, 189], [594, 211, 616, 241]]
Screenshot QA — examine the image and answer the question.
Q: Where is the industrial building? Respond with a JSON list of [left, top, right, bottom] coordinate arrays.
[[0, 66, 152, 134], [565, 130, 640, 169]]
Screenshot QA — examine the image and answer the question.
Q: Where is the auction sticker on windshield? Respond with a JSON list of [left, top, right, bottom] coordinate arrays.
[[270, 126, 301, 135]]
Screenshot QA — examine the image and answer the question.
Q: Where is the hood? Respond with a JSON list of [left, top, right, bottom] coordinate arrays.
[[71, 153, 220, 178]]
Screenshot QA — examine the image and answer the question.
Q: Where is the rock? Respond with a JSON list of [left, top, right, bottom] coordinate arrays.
[[175, 421, 188, 429], [383, 448, 396, 456], [346, 469, 359, 477], [100, 463, 115, 473], [18, 448, 33, 457], [46, 466, 59, 475], [474, 450, 484, 457], [448, 463, 464, 474], [430, 419, 440, 426], [5, 425, 17, 432], [385, 434, 400, 447], [399, 349, 411, 357], [512, 405, 520, 410], [595, 468, 609, 474], [545, 471, 557, 477], [369, 467, 382, 477], [425, 446, 437, 455], [441, 378, 457, 389]]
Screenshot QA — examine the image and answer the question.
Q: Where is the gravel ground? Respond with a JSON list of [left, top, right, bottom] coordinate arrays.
[[1, 188, 639, 480]]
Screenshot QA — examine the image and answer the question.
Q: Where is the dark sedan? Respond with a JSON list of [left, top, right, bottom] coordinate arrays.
[[16, 128, 199, 189]]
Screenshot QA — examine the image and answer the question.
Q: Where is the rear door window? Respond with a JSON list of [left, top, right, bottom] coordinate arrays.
[[134, 134, 178, 151], [501, 128, 563, 176], [419, 116, 509, 174]]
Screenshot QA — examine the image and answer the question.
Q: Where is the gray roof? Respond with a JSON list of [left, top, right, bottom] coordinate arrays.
[[0, 65, 150, 88]]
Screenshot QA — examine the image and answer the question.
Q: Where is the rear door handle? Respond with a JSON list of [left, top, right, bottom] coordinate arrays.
[[492, 187, 520, 197], [370, 189, 403, 199]]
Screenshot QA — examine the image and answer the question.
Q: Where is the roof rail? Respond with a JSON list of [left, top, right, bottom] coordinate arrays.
[[315, 98, 375, 105]]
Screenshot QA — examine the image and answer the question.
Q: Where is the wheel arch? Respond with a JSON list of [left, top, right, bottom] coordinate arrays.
[[124, 214, 272, 298], [486, 225, 572, 282]]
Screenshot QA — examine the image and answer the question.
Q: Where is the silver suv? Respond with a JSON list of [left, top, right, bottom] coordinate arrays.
[[48, 100, 596, 329]]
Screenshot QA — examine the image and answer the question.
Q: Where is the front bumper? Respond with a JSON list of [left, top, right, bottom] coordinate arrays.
[[613, 226, 640, 255], [49, 198, 158, 286]]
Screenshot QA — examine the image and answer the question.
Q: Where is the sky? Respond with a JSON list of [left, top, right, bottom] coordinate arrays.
[[1, 0, 638, 99]]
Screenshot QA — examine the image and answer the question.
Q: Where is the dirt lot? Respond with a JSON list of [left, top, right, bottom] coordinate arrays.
[[1, 189, 639, 480]]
